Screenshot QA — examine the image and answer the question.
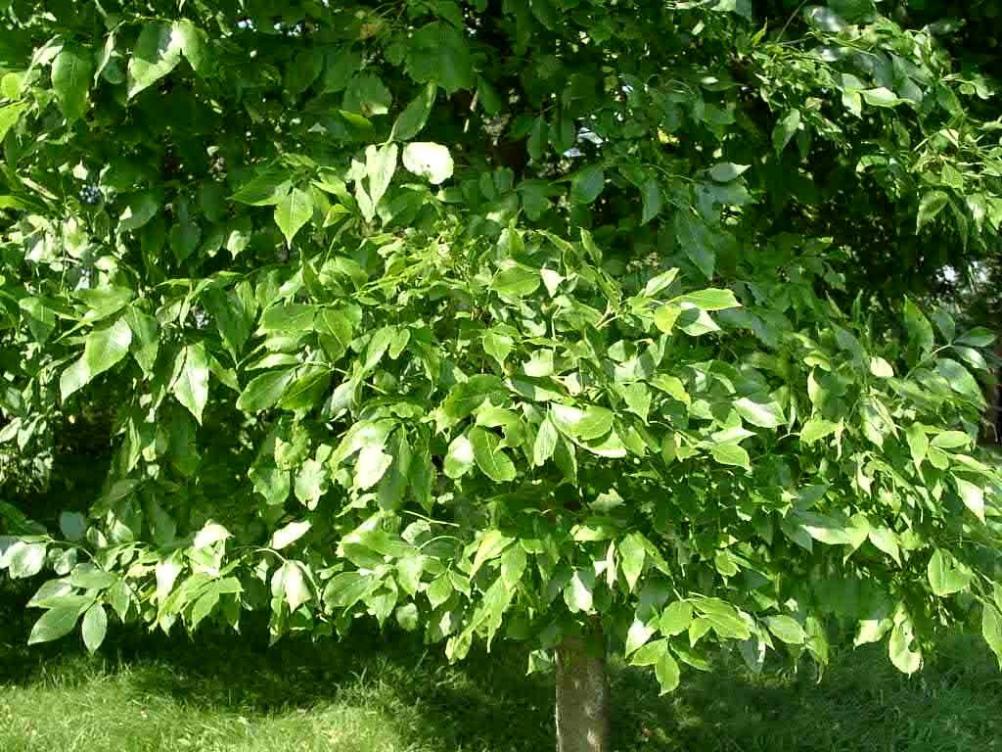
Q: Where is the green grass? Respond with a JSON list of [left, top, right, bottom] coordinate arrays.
[[2, 597, 1002, 752]]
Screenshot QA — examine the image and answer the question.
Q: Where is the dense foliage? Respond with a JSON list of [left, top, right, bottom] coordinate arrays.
[[2, 0, 1002, 705]]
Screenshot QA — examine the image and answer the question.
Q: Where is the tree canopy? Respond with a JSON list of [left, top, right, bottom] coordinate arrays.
[[1, 0, 1001, 722]]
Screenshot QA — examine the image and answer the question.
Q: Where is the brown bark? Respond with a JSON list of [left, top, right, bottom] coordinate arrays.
[[555, 631, 610, 752]]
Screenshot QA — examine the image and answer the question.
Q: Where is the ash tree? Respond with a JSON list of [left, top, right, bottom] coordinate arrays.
[[2, 1, 1002, 750]]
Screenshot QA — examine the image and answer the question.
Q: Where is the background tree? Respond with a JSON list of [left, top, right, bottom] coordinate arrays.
[[1, 2, 1001, 750]]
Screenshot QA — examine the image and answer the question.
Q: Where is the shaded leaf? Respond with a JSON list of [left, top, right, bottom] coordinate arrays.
[[52, 47, 93, 121]]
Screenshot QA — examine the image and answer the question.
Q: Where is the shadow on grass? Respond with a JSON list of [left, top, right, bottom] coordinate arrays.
[[0, 587, 555, 751], [613, 636, 1002, 751], [4, 583, 1002, 751], [120, 628, 556, 752]]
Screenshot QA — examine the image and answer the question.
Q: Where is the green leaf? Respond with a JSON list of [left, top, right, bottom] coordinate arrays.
[[903, 298, 935, 355], [734, 396, 784, 428], [402, 142, 454, 184], [956, 478, 985, 522], [917, 191, 949, 231], [262, 305, 316, 340], [563, 569, 594, 613], [354, 445, 393, 490], [710, 443, 750, 469], [551, 404, 614, 441], [274, 187, 314, 246], [801, 418, 839, 444], [5, 542, 46, 579], [194, 522, 230, 549], [491, 263, 540, 299], [294, 459, 327, 508], [906, 424, 929, 468], [869, 357, 894, 378], [322, 49, 362, 93], [469, 427, 516, 482], [499, 546, 526, 589], [690, 598, 751, 640], [672, 288, 740, 311], [396, 603, 419, 631], [653, 304, 681, 334], [276, 561, 310, 611], [284, 48, 324, 95], [927, 550, 972, 596], [532, 418, 559, 467], [482, 331, 514, 367], [364, 143, 398, 212], [708, 163, 749, 182], [237, 369, 296, 413], [52, 47, 93, 121], [570, 165, 605, 204], [654, 651, 681, 694], [674, 211, 716, 279], [127, 23, 183, 98], [81, 604, 108, 653], [172, 343, 210, 423], [643, 268, 680, 298], [28, 606, 82, 645], [280, 368, 331, 412], [620, 383, 652, 422], [527, 116, 547, 161], [796, 510, 853, 546], [888, 615, 922, 675], [363, 326, 395, 372], [772, 109, 801, 153], [470, 530, 511, 577], [344, 73, 392, 116], [169, 221, 201, 262], [931, 431, 971, 450], [621, 621, 653, 657], [444, 435, 475, 479], [766, 615, 806, 645], [956, 327, 995, 348], [405, 23, 475, 94], [618, 534, 646, 592], [60, 317, 133, 401], [983, 604, 1002, 669], [231, 171, 291, 206], [640, 178, 662, 224], [118, 192, 160, 232], [323, 572, 375, 611], [271, 521, 311, 550], [868, 527, 901, 564], [660, 602, 693, 636], [630, 637, 668, 666], [0, 102, 27, 142], [392, 83, 437, 141], [954, 345, 987, 372], [426, 576, 453, 609], [936, 359, 983, 403], [59, 512, 87, 542], [70, 567, 116, 590], [861, 87, 901, 108], [172, 19, 210, 76]]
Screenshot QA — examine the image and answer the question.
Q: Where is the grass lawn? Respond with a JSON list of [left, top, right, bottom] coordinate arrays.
[[2, 596, 1002, 752]]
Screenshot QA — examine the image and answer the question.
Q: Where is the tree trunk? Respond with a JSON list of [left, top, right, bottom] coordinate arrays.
[[555, 631, 610, 752]]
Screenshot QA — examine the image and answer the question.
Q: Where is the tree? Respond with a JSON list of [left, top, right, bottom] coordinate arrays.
[[1, 2, 1002, 749]]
